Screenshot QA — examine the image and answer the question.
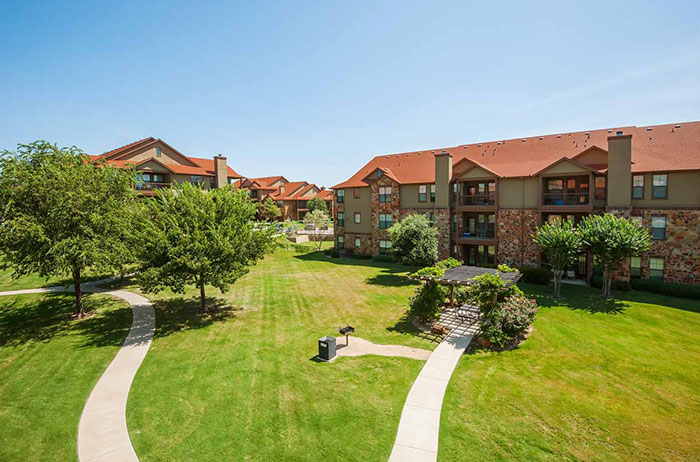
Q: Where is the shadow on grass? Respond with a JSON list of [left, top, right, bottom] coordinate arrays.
[[152, 296, 242, 339], [386, 311, 443, 344]]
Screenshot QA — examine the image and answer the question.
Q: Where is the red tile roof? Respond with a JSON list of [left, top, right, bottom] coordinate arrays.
[[332, 121, 700, 188], [245, 175, 288, 189], [318, 189, 333, 201], [270, 181, 308, 200]]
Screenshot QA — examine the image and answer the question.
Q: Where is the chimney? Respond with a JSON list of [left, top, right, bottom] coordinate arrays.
[[434, 151, 452, 208], [279, 184, 285, 195], [606, 134, 632, 209], [213, 155, 227, 188]]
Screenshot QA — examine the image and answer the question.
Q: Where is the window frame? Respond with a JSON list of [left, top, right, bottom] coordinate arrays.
[[430, 184, 436, 202], [652, 174, 668, 199], [378, 186, 392, 203], [353, 188, 361, 199], [594, 176, 606, 200], [649, 257, 664, 281], [378, 213, 392, 230], [632, 174, 644, 199], [337, 212, 345, 227], [336, 189, 345, 203], [651, 216, 666, 240], [630, 256, 642, 278], [379, 239, 392, 254], [337, 235, 344, 249], [418, 184, 427, 202], [354, 212, 361, 224], [354, 237, 361, 248]]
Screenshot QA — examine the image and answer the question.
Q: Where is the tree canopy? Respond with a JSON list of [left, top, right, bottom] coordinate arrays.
[[532, 219, 581, 298], [307, 195, 328, 214], [388, 214, 438, 266], [578, 214, 651, 298], [303, 209, 330, 250], [135, 183, 275, 311], [258, 197, 281, 221], [0, 141, 135, 315]]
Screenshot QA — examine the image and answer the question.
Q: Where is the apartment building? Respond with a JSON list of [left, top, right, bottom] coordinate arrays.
[[332, 122, 700, 285], [90, 137, 243, 194], [237, 176, 334, 220]]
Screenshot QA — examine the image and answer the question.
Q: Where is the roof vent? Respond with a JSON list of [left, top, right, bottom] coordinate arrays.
[[521, 139, 526, 142], [646, 127, 652, 131], [585, 132, 590, 136], [556, 135, 562, 138], [607, 129, 613, 133], [616, 131, 623, 136], [538, 137, 543, 140], [441, 150, 447, 153], [674, 124, 681, 128], [497, 141, 502, 145], [478, 144, 482, 147]]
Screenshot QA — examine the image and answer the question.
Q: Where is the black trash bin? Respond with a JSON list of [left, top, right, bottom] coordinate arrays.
[[318, 335, 336, 361]]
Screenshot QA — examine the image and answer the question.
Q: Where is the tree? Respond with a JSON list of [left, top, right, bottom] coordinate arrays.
[[388, 214, 438, 266], [281, 218, 301, 250], [578, 214, 651, 298], [0, 141, 135, 316], [307, 195, 328, 214], [303, 209, 330, 251], [532, 219, 581, 298], [135, 183, 275, 311], [258, 197, 281, 221]]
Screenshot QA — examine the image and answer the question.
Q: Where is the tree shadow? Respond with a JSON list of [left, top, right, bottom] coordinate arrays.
[[151, 296, 242, 339], [386, 311, 443, 344], [520, 283, 628, 314], [0, 293, 75, 347], [365, 271, 417, 287]]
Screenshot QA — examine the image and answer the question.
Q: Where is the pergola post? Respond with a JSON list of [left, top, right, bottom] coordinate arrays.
[[449, 285, 454, 309]]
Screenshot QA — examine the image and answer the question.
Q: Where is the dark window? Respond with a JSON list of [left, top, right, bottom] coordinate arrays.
[[336, 189, 344, 203], [649, 257, 664, 280], [595, 177, 606, 200], [378, 186, 391, 203], [651, 216, 666, 240], [632, 175, 644, 199], [379, 213, 392, 230], [652, 174, 668, 199], [418, 185, 427, 202], [190, 175, 205, 186], [452, 214, 457, 233], [430, 184, 435, 202], [156, 147, 162, 157], [630, 256, 641, 278], [337, 235, 344, 248], [379, 240, 392, 254], [337, 212, 345, 227]]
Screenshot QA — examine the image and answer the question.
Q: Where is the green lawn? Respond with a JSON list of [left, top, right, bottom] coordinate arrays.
[[0, 265, 110, 291], [0, 293, 131, 462], [440, 283, 700, 462]]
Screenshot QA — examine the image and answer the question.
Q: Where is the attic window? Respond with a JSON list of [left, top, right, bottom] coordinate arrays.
[[616, 131, 623, 136], [556, 135, 562, 138], [377, 170, 382, 178], [156, 147, 162, 157]]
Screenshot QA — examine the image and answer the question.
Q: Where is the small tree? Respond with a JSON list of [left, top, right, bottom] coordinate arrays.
[[532, 220, 581, 298], [0, 141, 135, 316], [281, 218, 301, 250], [303, 209, 330, 251], [578, 214, 651, 298], [258, 197, 281, 221], [136, 183, 274, 311], [307, 195, 328, 214], [388, 214, 438, 266]]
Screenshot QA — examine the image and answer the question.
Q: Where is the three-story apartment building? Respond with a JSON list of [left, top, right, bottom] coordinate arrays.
[[237, 176, 334, 221], [332, 122, 700, 285]]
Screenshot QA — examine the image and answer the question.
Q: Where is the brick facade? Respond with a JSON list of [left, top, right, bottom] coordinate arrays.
[[496, 209, 540, 267], [344, 232, 373, 254], [371, 177, 401, 254], [399, 208, 451, 259]]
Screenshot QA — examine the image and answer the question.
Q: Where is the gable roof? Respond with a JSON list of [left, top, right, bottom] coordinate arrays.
[[245, 175, 288, 189], [332, 121, 700, 188]]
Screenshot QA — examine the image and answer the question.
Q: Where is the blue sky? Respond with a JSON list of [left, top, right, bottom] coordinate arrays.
[[1, 0, 699, 186]]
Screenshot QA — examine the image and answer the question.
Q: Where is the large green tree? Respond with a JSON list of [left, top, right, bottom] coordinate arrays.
[[388, 214, 438, 266], [307, 195, 328, 214], [578, 214, 651, 298], [532, 219, 581, 298], [136, 183, 275, 311], [0, 141, 135, 316], [258, 197, 281, 221]]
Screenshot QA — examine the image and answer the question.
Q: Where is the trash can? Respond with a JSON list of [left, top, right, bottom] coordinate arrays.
[[318, 335, 336, 361]]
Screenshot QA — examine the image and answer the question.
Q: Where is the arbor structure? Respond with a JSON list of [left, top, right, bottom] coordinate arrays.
[[0, 141, 135, 316], [303, 209, 330, 251], [578, 214, 651, 298], [136, 183, 274, 311], [388, 214, 438, 266], [307, 196, 328, 214], [532, 219, 581, 298]]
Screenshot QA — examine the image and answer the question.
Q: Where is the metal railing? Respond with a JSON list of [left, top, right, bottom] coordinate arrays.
[[458, 227, 495, 239], [458, 194, 496, 206], [135, 182, 171, 191], [542, 192, 589, 206]]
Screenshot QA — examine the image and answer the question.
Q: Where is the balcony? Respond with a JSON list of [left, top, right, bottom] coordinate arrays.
[[541, 176, 590, 208], [457, 194, 496, 206], [135, 182, 171, 195], [542, 192, 589, 206], [457, 227, 495, 240]]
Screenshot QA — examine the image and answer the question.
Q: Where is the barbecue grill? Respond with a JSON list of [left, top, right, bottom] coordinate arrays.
[[338, 325, 355, 345]]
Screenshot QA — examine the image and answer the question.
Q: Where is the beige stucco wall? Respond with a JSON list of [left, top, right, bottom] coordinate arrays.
[[117, 142, 195, 167], [342, 187, 371, 233], [136, 159, 170, 172], [457, 165, 494, 180], [607, 136, 632, 208], [172, 174, 213, 189], [400, 184, 434, 209], [434, 154, 452, 208], [497, 177, 539, 207], [575, 148, 608, 166], [540, 160, 589, 175], [631, 170, 700, 207]]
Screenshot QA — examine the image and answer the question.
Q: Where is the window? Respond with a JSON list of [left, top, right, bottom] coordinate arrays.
[[337, 235, 344, 248], [354, 212, 361, 224], [630, 256, 641, 278], [595, 177, 606, 200], [378, 186, 391, 203], [337, 212, 345, 227], [652, 174, 668, 198], [353, 188, 361, 199], [156, 147, 162, 157], [190, 175, 205, 185], [452, 214, 457, 233], [379, 240, 392, 254], [354, 237, 361, 248], [649, 257, 664, 280], [452, 183, 458, 202], [430, 184, 436, 202], [632, 175, 644, 199], [418, 185, 427, 202], [379, 213, 392, 230], [377, 170, 382, 178], [651, 216, 666, 240], [337, 189, 344, 203]]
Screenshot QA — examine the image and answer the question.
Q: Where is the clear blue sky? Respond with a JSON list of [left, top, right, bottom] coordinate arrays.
[[1, 0, 699, 186]]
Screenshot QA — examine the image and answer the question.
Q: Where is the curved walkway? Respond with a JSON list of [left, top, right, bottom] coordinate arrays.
[[388, 308, 479, 462], [335, 336, 431, 360], [0, 279, 155, 462]]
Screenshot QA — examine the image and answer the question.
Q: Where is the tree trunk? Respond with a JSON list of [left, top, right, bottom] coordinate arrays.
[[73, 267, 84, 317], [602, 268, 612, 298], [199, 280, 207, 312], [553, 269, 563, 298]]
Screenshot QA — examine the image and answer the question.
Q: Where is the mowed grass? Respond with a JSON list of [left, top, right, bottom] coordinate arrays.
[[439, 283, 700, 462], [125, 243, 431, 462], [0, 293, 131, 462]]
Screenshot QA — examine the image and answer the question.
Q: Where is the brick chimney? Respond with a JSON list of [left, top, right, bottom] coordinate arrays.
[[213, 155, 228, 188], [606, 134, 632, 210], [434, 151, 453, 208]]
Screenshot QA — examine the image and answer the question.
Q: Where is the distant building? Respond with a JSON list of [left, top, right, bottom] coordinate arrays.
[[237, 176, 333, 220]]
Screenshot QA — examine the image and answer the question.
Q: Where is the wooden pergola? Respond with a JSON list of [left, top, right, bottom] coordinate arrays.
[[413, 265, 523, 309]]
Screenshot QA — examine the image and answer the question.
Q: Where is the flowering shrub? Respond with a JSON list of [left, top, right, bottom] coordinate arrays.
[[481, 293, 538, 347]]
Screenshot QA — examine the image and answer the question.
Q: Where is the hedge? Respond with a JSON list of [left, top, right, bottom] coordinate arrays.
[[631, 278, 700, 300], [519, 265, 552, 285]]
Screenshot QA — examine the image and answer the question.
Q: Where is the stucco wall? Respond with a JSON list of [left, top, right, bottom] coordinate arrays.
[[631, 171, 700, 207], [400, 184, 434, 209], [342, 187, 372, 233], [117, 142, 194, 167], [497, 178, 539, 207]]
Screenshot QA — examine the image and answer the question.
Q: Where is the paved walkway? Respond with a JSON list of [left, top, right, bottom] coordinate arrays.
[[0, 279, 155, 462], [335, 336, 431, 360], [388, 307, 480, 462]]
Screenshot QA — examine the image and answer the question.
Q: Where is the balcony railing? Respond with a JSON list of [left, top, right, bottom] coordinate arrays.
[[458, 227, 495, 239], [542, 193, 589, 206], [135, 182, 171, 191], [458, 194, 496, 206]]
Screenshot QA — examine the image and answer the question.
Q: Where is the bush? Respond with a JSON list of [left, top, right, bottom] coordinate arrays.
[[630, 278, 700, 300], [481, 294, 538, 347], [348, 253, 372, 260], [590, 275, 630, 291], [497, 264, 519, 273], [409, 282, 447, 321], [388, 214, 439, 266], [436, 257, 461, 270], [372, 254, 395, 263], [519, 265, 552, 285]]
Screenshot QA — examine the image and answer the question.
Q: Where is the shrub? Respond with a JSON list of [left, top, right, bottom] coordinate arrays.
[[388, 214, 439, 266], [481, 294, 538, 347], [437, 258, 462, 270], [409, 282, 447, 321], [630, 279, 700, 300], [519, 265, 552, 285], [372, 254, 395, 263], [497, 264, 519, 273], [590, 275, 630, 291]]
